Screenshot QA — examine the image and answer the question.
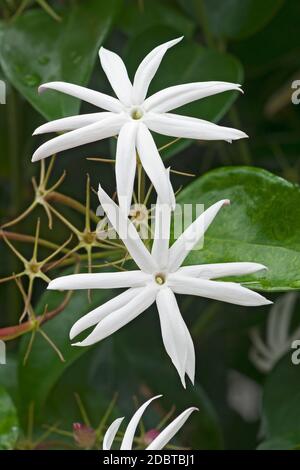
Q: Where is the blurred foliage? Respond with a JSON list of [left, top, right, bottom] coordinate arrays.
[[0, 0, 300, 451]]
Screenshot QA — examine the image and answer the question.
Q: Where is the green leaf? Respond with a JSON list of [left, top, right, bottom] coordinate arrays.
[[261, 352, 300, 448], [232, 0, 299, 74], [177, 166, 300, 291], [18, 286, 114, 426], [179, 0, 283, 40], [0, 0, 120, 120], [125, 26, 243, 158], [0, 386, 19, 450]]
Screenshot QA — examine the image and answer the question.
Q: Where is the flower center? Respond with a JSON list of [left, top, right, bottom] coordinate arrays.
[[155, 273, 166, 285], [131, 107, 143, 120]]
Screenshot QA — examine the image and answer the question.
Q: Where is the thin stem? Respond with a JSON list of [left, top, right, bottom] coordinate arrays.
[[32, 218, 41, 261], [36, 0, 61, 22], [46, 192, 99, 224], [0, 229, 69, 253], [158, 137, 181, 152], [1, 200, 37, 229], [39, 328, 65, 362], [74, 393, 91, 427], [85, 174, 91, 232]]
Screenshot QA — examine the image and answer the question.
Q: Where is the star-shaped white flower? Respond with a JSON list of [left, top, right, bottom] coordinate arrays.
[[48, 185, 271, 387], [32, 37, 247, 213], [102, 394, 197, 450]]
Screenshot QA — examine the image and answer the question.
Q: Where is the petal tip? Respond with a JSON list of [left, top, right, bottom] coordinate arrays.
[[38, 84, 47, 94]]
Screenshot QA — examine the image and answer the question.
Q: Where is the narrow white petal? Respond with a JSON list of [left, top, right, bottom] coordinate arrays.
[[99, 47, 133, 105], [168, 199, 230, 272], [156, 288, 190, 387], [103, 417, 124, 450], [145, 112, 248, 142], [136, 123, 175, 207], [48, 270, 149, 291], [177, 262, 267, 279], [33, 112, 113, 135], [151, 170, 172, 269], [116, 121, 138, 214], [120, 395, 162, 450], [147, 407, 198, 450], [73, 286, 157, 347], [98, 184, 158, 273], [132, 37, 183, 104], [32, 114, 126, 162], [169, 276, 272, 306], [70, 288, 141, 340], [144, 82, 242, 113], [182, 320, 196, 385], [39, 81, 123, 112]]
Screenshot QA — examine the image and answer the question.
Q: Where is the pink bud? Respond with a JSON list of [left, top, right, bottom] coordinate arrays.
[[73, 423, 96, 449], [144, 428, 160, 446]]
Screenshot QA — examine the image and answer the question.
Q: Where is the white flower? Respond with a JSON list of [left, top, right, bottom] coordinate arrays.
[[249, 292, 299, 373], [48, 185, 271, 387], [32, 37, 247, 213], [102, 394, 197, 450]]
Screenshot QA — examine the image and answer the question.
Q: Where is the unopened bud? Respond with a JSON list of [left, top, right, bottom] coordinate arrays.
[[73, 423, 96, 449]]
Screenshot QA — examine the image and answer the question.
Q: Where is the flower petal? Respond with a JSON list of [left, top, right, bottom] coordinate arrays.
[[98, 184, 158, 273], [144, 82, 242, 113], [136, 123, 175, 207], [116, 121, 138, 214], [32, 114, 126, 162], [99, 47, 133, 105], [146, 407, 198, 450], [156, 288, 191, 387], [39, 81, 123, 112], [151, 171, 172, 269], [103, 417, 124, 450], [120, 395, 162, 450], [33, 112, 112, 135], [169, 276, 272, 306], [70, 288, 141, 340], [177, 262, 267, 279], [145, 112, 248, 142], [48, 270, 150, 291], [168, 199, 230, 272], [132, 37, 183, 104], [73, 286, 157, 347]]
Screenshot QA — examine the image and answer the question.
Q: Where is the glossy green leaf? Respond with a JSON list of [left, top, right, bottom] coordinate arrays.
[[0, 0, 120, 120], [0, 386, 19, 450], [18, 286, 113, 426], [261, 352, 300, 447], [125, 27, 243, 158], [177, 166, 300, 291], [179, 0, 283, 40]]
